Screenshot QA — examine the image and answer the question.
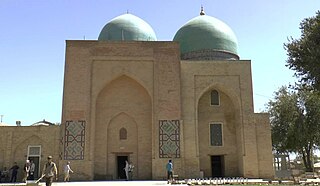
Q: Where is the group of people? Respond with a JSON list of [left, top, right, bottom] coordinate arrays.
[[22, 159, 36, 182], [2, 157, 173, 184], [40, 155, 74, 186], [0, 161, 32, 183], [123, 159, 173, 183], [33, 155, 73, 186], [0, 155, 73, 186]]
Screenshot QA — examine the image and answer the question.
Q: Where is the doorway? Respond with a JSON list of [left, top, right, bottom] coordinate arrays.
[[27, 145, 41, 180], [211, 155, 224, 177], [28, 156, 40, 179], [117, 156, 128, 179]]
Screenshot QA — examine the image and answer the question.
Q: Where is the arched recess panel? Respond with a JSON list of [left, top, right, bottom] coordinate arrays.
[[13, 135, 42, 162], [94, 75, 152, 180], [197, 88, 239, 177]]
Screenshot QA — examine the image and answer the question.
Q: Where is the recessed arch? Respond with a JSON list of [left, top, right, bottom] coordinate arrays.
[[97, 74, 152, 100], [13, 135, 42, 161], [94, 74, 152, 179], [107, 112, 139, 131], [197, 84, 240, 177]]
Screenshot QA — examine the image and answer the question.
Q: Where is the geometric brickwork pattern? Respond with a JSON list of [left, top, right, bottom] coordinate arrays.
[[159, 120, 180, 158], [64, 120, 86, 160], [210, 123, 222, 146]]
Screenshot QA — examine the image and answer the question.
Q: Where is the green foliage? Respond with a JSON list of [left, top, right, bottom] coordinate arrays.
[[268, 86, 320, 171], [284, 11, 320, 90], [268, 86, 297, 152]]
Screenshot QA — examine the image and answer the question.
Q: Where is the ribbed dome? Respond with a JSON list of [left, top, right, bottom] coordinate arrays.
[[173, 14, 239, 60], [98, 14, 157, 41]]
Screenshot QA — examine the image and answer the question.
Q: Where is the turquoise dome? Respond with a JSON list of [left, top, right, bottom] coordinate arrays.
[[173, 14, 239, 60], [98, 14, 157, 41]]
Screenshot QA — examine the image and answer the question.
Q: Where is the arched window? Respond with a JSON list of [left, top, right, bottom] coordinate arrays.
[[120, 128, 127, 140], [211, 90, 220, 106]]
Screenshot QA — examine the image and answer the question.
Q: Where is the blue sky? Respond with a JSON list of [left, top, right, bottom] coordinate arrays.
[[0, 0, 319, 125]]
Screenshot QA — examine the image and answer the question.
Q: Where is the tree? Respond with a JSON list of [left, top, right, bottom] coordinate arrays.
[[267, 86, 320, 171], [284, 11, 320, 90]]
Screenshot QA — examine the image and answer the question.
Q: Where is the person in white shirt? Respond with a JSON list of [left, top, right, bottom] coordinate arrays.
[[22, 160, 30, 182], [29, 160, 35, 180], [63, 161, 73, 182], [123, 161, 129, 180]]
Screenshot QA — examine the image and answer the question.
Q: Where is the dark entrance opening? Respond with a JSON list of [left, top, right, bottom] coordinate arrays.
[[211, 155, 224, 177], [28, 156, 40, 179], [117, 156, 128, 179]]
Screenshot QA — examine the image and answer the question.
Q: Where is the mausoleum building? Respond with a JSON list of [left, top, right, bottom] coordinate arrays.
[[0, 9, 274, 181]]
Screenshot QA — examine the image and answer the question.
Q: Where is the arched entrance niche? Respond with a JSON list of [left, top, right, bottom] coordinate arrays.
[[13, 135, 42, 162], [13, 135, 42, 181], [107, 112, 138, 179], [94, 75, 152, 180], [197, 87, 240, 178]]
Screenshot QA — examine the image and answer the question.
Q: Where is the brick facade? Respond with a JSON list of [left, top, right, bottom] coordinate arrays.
[[0, 41, 274, 181]]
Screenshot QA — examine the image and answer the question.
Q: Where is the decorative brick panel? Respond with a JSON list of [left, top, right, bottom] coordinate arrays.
[[159, 120, 180, 158], [64, 120, 86, 160]]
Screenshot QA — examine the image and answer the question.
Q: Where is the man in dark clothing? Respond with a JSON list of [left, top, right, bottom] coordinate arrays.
[[10, 162, 19, 182]]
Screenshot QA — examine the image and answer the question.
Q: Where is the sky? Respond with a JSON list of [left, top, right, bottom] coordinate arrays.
[[0, 0, 319, 126]]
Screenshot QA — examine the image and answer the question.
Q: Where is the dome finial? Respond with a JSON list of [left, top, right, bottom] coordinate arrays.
[[200, 5, 205, 15]]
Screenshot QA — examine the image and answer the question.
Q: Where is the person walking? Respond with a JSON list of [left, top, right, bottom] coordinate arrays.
[[166, 160, 173, 184], [63, 161, 73, 182], [22, 160, 30, 182], [9, 162, 19, 183], [42, 156, 58, 186]]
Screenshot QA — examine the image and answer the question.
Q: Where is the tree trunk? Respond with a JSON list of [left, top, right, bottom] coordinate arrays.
[[303, 146, 313, 172], [302, 150, 308, 171]]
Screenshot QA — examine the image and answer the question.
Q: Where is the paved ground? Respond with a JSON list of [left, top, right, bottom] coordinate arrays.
[[0, 178, 309, 186], [0, 179, 273, 186], [0, 180, 177, 186], [0, 179, 271, 186]]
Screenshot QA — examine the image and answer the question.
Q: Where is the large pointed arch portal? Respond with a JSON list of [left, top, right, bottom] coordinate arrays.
[[94, 75, 152, 180]]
